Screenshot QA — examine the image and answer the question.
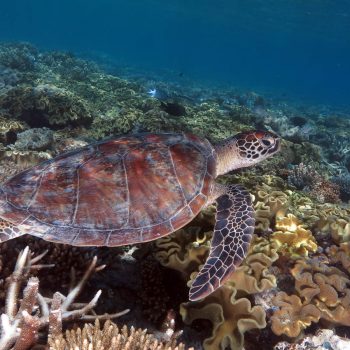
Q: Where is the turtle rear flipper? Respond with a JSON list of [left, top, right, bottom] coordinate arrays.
[[189, 184, 255, 301], [0, 218, 22, 242]]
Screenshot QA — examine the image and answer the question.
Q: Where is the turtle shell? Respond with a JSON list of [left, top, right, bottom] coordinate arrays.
[[0, 133, 216, 246]]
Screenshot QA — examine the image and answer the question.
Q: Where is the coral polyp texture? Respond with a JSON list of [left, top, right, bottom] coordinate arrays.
[[1, 42, 350, 349], [49, 319, 192, 350]]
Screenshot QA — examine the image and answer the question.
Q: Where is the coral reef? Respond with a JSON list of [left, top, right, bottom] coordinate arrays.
[[271, 256, 350, 339], [1, 84, 94, 128], [49, 319, 192, 350], [270, 214, 318, 258], [0, 116, 27, 145], [0, 247, 128, 350], [0, 42, 350, 349], [271, 292, 320, 337], [274, 329, 350, 350], [14, 127, 54, 151], [180, 287, 266, 350], [0, 42, 38, 71], [287, 163, 341, 204]]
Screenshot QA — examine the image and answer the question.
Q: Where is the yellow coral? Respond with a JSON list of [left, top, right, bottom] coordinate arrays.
[[286, 258, 350, 329], [180, 287, 266, 350], [225, 236, 278, 294], [253, 184, 289, 232], [271, 292, 320, 337], [49, 319, 190, 350], [314, 205, 350, 243], [271, 214, 317, 258], [328, 242, 350, 271], [155, 227, 211, 279], [291, 259, 350, 307]]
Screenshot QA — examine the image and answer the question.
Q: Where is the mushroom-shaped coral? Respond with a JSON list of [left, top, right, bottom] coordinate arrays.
[[155, 227, 211, 280], [225, 236, 279, 295], [253, 184, 289, 232], [291, 259, 350, 307], [180, 287, 266, 350], [271, 292, 320, 338], [314, 205, 350, 243], [270, 214, 317, 258], [328, 242, 350, 271]]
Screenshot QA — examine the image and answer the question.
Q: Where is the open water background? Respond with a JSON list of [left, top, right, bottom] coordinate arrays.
[[0, 0, 349, 108]]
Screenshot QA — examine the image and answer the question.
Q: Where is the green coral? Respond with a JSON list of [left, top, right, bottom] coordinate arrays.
[[0, 84, 93, 127]]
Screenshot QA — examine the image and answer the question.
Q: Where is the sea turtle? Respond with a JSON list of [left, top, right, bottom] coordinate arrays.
[[0, 131, 280, 300]]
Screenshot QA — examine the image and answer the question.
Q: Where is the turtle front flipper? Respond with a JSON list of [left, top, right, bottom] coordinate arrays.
[[189, 184, 255, 301]]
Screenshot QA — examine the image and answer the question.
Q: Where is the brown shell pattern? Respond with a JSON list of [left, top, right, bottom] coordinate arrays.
[[0, 133, 216, 246]]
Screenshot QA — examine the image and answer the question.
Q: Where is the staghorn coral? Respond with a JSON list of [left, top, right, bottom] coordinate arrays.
[[48, 319, 192, 350], [270, 214, 317, 258], [271, 292, 320, 338], [180, 287, 266, 350], [0, 247, 128, 350]]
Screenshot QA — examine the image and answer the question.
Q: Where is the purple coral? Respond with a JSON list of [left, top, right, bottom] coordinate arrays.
[[288, 163, 340, 203]]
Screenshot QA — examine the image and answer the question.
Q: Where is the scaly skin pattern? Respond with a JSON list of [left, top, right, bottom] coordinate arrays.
[[189, 184, 254, 301], [0, 133, 216, 246], [0, 130, 280, 301]]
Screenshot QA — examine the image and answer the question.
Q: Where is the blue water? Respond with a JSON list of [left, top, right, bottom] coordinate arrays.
[[1, 0, 349, 108]]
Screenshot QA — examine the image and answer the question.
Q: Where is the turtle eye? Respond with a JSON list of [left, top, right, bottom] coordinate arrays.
[[262, 138, 272, 147]]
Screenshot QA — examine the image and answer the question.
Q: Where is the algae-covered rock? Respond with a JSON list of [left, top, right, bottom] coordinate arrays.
[[0, 84, 93, 127]]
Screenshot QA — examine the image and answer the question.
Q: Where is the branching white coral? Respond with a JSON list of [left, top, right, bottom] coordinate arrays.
[[0, 247, 129, 350]]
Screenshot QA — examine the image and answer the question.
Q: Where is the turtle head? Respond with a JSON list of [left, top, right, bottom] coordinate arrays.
[[215, 130, 281, 175]]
